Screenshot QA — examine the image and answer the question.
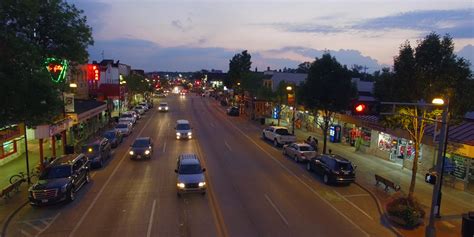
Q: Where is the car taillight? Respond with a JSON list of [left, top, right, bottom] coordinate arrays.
[[300, 153, 305, 156]]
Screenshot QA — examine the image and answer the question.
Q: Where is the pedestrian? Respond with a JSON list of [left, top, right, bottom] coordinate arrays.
[[312, 137, 319, 152], [328, 149, 332, 154]]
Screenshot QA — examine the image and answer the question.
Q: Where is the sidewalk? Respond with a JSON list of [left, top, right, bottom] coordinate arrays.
[[273, 119, 472, 236]]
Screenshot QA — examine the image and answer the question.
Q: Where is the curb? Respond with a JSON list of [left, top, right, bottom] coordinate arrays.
[[355, 182, 404, 237], [1, 200, 28, 237]]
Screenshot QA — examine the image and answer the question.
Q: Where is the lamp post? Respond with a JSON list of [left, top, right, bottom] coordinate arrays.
[[286, 85, 296, 135], [425, 98, 449, 237]]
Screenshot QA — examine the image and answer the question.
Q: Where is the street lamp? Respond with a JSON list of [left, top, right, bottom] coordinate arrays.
[[426, 97, 449, 237], [286, 86, 296, 135]]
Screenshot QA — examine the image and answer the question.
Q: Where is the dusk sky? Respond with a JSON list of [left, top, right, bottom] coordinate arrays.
[[71, 0, 474, 72]]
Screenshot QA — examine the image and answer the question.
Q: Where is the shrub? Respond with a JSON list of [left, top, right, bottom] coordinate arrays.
[[386, 196, 425, 228]]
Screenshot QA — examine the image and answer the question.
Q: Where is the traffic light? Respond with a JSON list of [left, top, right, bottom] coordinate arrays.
[[351, 101, 379, 115]]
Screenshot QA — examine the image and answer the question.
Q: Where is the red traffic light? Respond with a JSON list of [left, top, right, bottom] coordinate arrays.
[[355, 103, 366, 113]]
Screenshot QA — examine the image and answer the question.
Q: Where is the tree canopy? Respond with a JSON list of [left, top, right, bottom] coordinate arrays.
[[299, 53, 356, 153], [0, 0, 93, 127], [226, 50, 252, 87]]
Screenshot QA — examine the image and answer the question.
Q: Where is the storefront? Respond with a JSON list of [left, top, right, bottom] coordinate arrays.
[[67, 99, 108, 148], [0, 124, 25, 166], [376, 132, 418, 166]]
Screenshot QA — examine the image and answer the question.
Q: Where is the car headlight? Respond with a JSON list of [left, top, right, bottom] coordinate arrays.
[[165, 107, 168, 110], [187, 132, 192, 136], [176, 132, 180, 136], [129, 150, 134, 155], [145, 150, 150, 155], [198, 182, 206, 187], [177, 183, 185, 188], [60, 184, 68, 193]]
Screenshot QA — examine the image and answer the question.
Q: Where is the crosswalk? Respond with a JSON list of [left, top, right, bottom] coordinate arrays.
[[16, 213, 60, 237]]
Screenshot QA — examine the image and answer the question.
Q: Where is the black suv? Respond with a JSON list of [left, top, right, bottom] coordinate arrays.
[[227, 106, 239, 116], [28, 154, 91, 205], [129, 137, 154, 159], [306, 154, 356, 185], [103, 129, 123, 148], [82, 138, 112, 168]]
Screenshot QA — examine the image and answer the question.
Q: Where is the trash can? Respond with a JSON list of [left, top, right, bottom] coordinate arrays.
[[65, 145, 75, 155], [260, 118, 265, 125], [462, 212, 474, 237]]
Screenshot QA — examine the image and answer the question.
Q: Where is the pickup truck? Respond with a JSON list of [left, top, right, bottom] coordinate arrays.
[[262, 126, 297, 147]]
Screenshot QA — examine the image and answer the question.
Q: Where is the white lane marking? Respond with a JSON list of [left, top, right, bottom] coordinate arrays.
[[34, 213, 60, 237], [334, 190, 373, 220], [69, 111, 156, 237], [24, 222, 42, 231], [162, 142, 167, 153], [224, 120, 370, 237], [264, 194, 289, 226], [343, 194, 370, 198], [146, 199, 157, 237], [20, 229, 33, 237], [40, 220, 49, 226], [224, 141, 232, 152]]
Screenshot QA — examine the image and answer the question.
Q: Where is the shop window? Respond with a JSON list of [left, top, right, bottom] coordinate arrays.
[[1, 140, 17, 159]]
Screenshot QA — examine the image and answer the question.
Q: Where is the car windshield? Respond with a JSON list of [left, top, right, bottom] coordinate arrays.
[[176, 124, 190, 130], [132, 139, 150, 147], [160, 103, 167, 106], [299, 146, 314, 151], [116, 124, 128, 129], [103, 132, 115, 139], [179, 164, 202, 174], [40, 165, 72, 179], [121, 114, 132, 118], [335, 161, 353, 171], [275, 128, 290, 135], [82, 144, 100, 154]]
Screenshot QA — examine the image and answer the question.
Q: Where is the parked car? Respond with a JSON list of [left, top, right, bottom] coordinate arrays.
[[306, 154, 356, 185], [103, 130, 123, 148], [120, 112, 136, 124], [134, 105, 146, 115], [28, 154, 90, 205], [262, 126, 297, 147], [115, 123, 132, 136], [158, 102, 169, 112], [81, 138, 112, 168], [118, 117, 134, 127], [175, 153, 206, 196], [175, 119, 192, 140], [283, 143, 317, 162], [227, 106, 239, 116], [129, 137, 154, 160]]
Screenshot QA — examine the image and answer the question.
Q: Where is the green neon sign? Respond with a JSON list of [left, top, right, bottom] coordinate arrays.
[[44, 58, 68, 83]]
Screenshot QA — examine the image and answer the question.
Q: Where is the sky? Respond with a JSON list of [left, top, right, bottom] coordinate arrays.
[[70, 0, 474, 72]]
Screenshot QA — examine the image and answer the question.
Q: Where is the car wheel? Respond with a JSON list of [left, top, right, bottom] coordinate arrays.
[[282, 149, 287, 155], [323, 174, 329, 184], [85, 172, 91, 183], [262, 133, 266, 139], [294, 155, 298, 163], [98, 158, 104, 168], [201, 191, 206, 195], [306, 163, 311, 171], [177, 193, 181, 197], [274, 139, 279, 147], [68, 188, 76, 202]]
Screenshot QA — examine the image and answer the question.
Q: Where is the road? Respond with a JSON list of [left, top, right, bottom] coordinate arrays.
[[5, 94, 395, 237]]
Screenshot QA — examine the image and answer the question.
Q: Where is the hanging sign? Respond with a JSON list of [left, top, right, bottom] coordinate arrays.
[[44, 58, 69, 83]]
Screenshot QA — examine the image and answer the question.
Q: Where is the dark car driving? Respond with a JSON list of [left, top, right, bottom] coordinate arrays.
[[306, 154, 356, 185], [28, 154, 91, 205], [103, 130, 123, 148], [129, 137, 153, 160], [227, 106, 239, 116], [81, 138, 112, 168]]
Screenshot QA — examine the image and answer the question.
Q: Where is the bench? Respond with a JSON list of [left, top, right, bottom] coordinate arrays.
[[0, 178, 25, 199], [375, 174, 401, 192]]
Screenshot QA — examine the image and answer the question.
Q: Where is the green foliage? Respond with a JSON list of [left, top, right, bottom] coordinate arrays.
[[0, 0, 93, 127], [226, 50, 252, 87], [241, 72, 263, 96], [124, 74, 153, 96], [386, 196, 425, 228]]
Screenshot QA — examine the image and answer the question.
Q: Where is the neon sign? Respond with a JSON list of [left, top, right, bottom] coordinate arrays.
[[44, 58, 68, 83], [87, 64, 100, 81]]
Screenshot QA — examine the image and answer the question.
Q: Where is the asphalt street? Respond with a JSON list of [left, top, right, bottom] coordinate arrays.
[[5, 94, 396, 237]]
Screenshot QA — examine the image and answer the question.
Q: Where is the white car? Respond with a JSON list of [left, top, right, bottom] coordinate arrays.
[[115, 123, 132, 136], [134, 105, 145, 115], [175, 120, 192, 140], [158, 102, 169, 112], [139, 103, 150, 111], [120, 112, 136, 124], [262, 126, 297, 147], [283, 143, 317, 162]]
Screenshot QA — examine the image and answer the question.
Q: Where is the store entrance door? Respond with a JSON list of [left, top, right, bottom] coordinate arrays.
[[467, 159, 474, 194]]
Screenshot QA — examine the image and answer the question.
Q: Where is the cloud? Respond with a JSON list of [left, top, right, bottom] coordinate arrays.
[[457, 44, 474, 70], [354, 9, 474, 38], [264, 23, 342, 34], [171, 17, 193, 32], [68, 0, 110, 33]]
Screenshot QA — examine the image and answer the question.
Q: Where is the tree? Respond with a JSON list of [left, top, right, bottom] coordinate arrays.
[[226, 50, 252, 87], [375, 33, 473, 199], [299, 53, 357, 154], [0, 0, 93, 127], [296, 62, 312, 73], [124, 74, 153, 104]]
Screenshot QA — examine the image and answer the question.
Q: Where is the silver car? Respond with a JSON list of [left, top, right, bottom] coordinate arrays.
[[115, 123, 132, 136], [283, 143, 316, 162], [175, 153, 206, 196]]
